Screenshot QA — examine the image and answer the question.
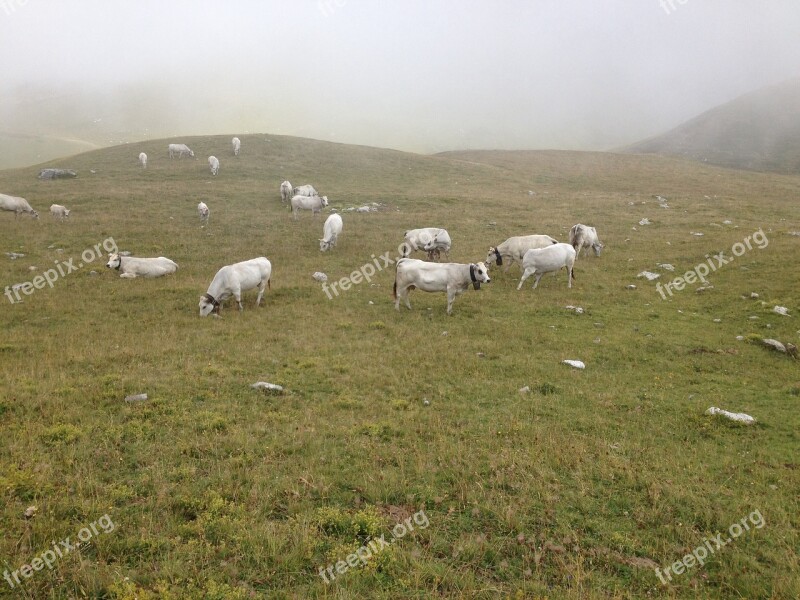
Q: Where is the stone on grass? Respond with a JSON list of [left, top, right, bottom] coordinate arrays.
[[562, 360, 585, 370], [773, 306, 790, 316], [251, 382, 284, 394], [637, 271, 660, 281], [312, 272, 328, 282], [705, 407, 756, 425], [124, 393, 148, 403]]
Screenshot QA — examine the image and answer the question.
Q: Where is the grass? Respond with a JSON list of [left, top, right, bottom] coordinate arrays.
[[0, 134, 798, 599]]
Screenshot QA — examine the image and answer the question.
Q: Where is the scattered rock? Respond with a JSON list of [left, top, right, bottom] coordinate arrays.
[[251, 382, 284, 393], [5, 252, 25, 260], [723, 220, 732, 225], [124, 393, 148, 403], [705, 406, 756, 425], [690, 232, 704, 236], [562, 360, 585, 370], [565, 305, 584, 314], [38, 168, 77, 180], [476, 352, 486, 358], [488, 221, 497, 226], [773, 306, 790, 316], [89, 270, 99, 276], [637, 271, 660, 281], [696, 284, 714, 293], [423, 398, 430, 406], [656, 263, 675, 271], [762, 339, 786, 353], [736, 335, 744, 341], [441, 331, 448, 336], [638, 218, 651, 226], [626, 284, 637, 290], [24, 506, 37, 519], [28, 266, 37, 271], [368, 300, 374, 305], [713, 319, 722, 323], [787, 231, 800, 237], [750, 292, 759, 299], [519, 386, 530, 394], [119, 251, 132, 257], [749, 316, 760, 320], [312, 272, 328, 282]]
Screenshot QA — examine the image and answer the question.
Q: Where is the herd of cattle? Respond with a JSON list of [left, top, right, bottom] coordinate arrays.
[[1, 137, 604, 315]]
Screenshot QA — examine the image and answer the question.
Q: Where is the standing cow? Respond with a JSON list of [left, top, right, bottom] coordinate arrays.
[[402, 228, 452, 261], [319, 213, 343, 251], [50, 204, 71, 220], [197, 202, 210, 226], [569, 224, 603, 259], [485, 234, 558, 272], [232, 137, 241, 156], [208, 156, 220, 176], [517, 243, 576, 290], [168, 144, 194, 159], [293, 184, 318, 197], [280, 181, 293, 203], [139, 152, 147, 168], [394, 258, 491, 315], [199, 257, 272, 316], [0, 194, 38, 218], [291, 194, 328, 220]]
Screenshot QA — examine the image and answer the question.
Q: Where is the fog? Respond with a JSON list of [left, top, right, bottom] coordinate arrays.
[[1, 0, 799, 156]]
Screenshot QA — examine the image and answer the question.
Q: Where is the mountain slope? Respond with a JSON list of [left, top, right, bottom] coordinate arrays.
[[624, 78, 800, 173]]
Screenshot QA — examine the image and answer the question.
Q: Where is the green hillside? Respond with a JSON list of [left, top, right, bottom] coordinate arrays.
[[1, 135, 798, 599]]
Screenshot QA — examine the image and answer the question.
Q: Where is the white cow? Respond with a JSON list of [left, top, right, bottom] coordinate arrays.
[[199, 257, 272, 316], [106, 253, 178, 279], [569, 224, 603, 259], [402, 228, 452, 261], [0, 194, 38, 218], [291, 194, 328, 220], [319, 213, 343, 251], [232, 137, 241, 156], [168, 143, 194, 159], [280, 181, 293, 203], [197, 202, 210, 225], [208, 156, 220, 176], [394, 258, 491, 315], [486, 234, 558, 271], [293, 184, 318, 197], [139, 152, 147, 168], [50, 204, 71, 220], [517, 243, 576, 290]]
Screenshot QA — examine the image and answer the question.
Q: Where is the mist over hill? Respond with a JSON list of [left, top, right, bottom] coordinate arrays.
[[623, 78, 800, 174]]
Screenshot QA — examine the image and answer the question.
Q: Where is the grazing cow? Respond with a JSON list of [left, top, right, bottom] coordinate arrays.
[[168, 143, 194, 159], [486, 234, 558, 271], [280, 180, 293, 203], [291, 194, 328, 220], [50, 204, 70, 220], [319, 213, 343, 251], [402, 228, 452, 261], [106, 253, 178, 279], [197, 202, 210, 225], [139, 152, 147, 168], [208, 156, 220, 176], [569, 224, 603, 259], [517, 243, 576, 290], [0, 194, 38, 218], [394, 258, 490, 315], [232, 137, 241, 156], [199, 257, 272, 316], [293, 184, 318, 197]]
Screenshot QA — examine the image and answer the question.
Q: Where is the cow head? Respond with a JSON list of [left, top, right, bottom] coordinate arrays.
[[106, 253, 121, 270], [469, 262, 491, 289], [199, 293, 220, 317], [30, 210, 39, 219], [64, 209, 70, 218], [592, 242, 604, 256], [319, 239, 331, 252], [321, 196, 329, 207], [485, 247, 502, 267], [189, 150, 195, 157]]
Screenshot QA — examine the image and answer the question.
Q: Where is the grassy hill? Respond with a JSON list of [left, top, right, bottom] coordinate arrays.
[[0, 135, 798, 599], [623, 78, 800, 174]]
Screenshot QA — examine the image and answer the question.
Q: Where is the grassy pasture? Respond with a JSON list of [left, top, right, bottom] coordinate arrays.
[[0, 135, 798, 599]]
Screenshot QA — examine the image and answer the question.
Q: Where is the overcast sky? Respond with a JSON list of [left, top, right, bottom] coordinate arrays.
[[1, 0, 799, 153]]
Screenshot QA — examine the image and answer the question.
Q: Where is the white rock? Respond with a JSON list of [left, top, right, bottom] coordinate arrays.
[[690, 232, 704, 236], [639, 218, 651, 226], [28, 266, 37, 271], [368, 300, 374, 305], [562, 360, 585, 369], [626, 284, 637, 290], [773, 306, 790, 316], [637, 271, 660, 281], [124, 393, 148, 403], [762, 339, 787, 353], [713, 318, 722, 323], [723, 220, 732, 225], [565, 305, 584, 314], [750, 292, 759, 299], [519, 386, 530, 394], [5, 252, 25, 260], [705, 407, 756, 425], [312, 272, 328, 282], [251, 382, 284, 393], [736, 336, 744, 341], [657, 263, 675, 271]]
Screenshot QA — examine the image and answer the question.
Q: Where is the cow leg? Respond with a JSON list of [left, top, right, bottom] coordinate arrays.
[[120, 273, 136, 279], [398, 285, 412, 310], [446, 287, 457, 315], [533, 272, 544, 289], [256, 280, 266, 306], [517, 267, 533, 290]]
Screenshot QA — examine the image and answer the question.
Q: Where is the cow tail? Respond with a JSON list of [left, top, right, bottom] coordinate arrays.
[[393, 280, 397, 300], [268, 277, 271, 290]]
